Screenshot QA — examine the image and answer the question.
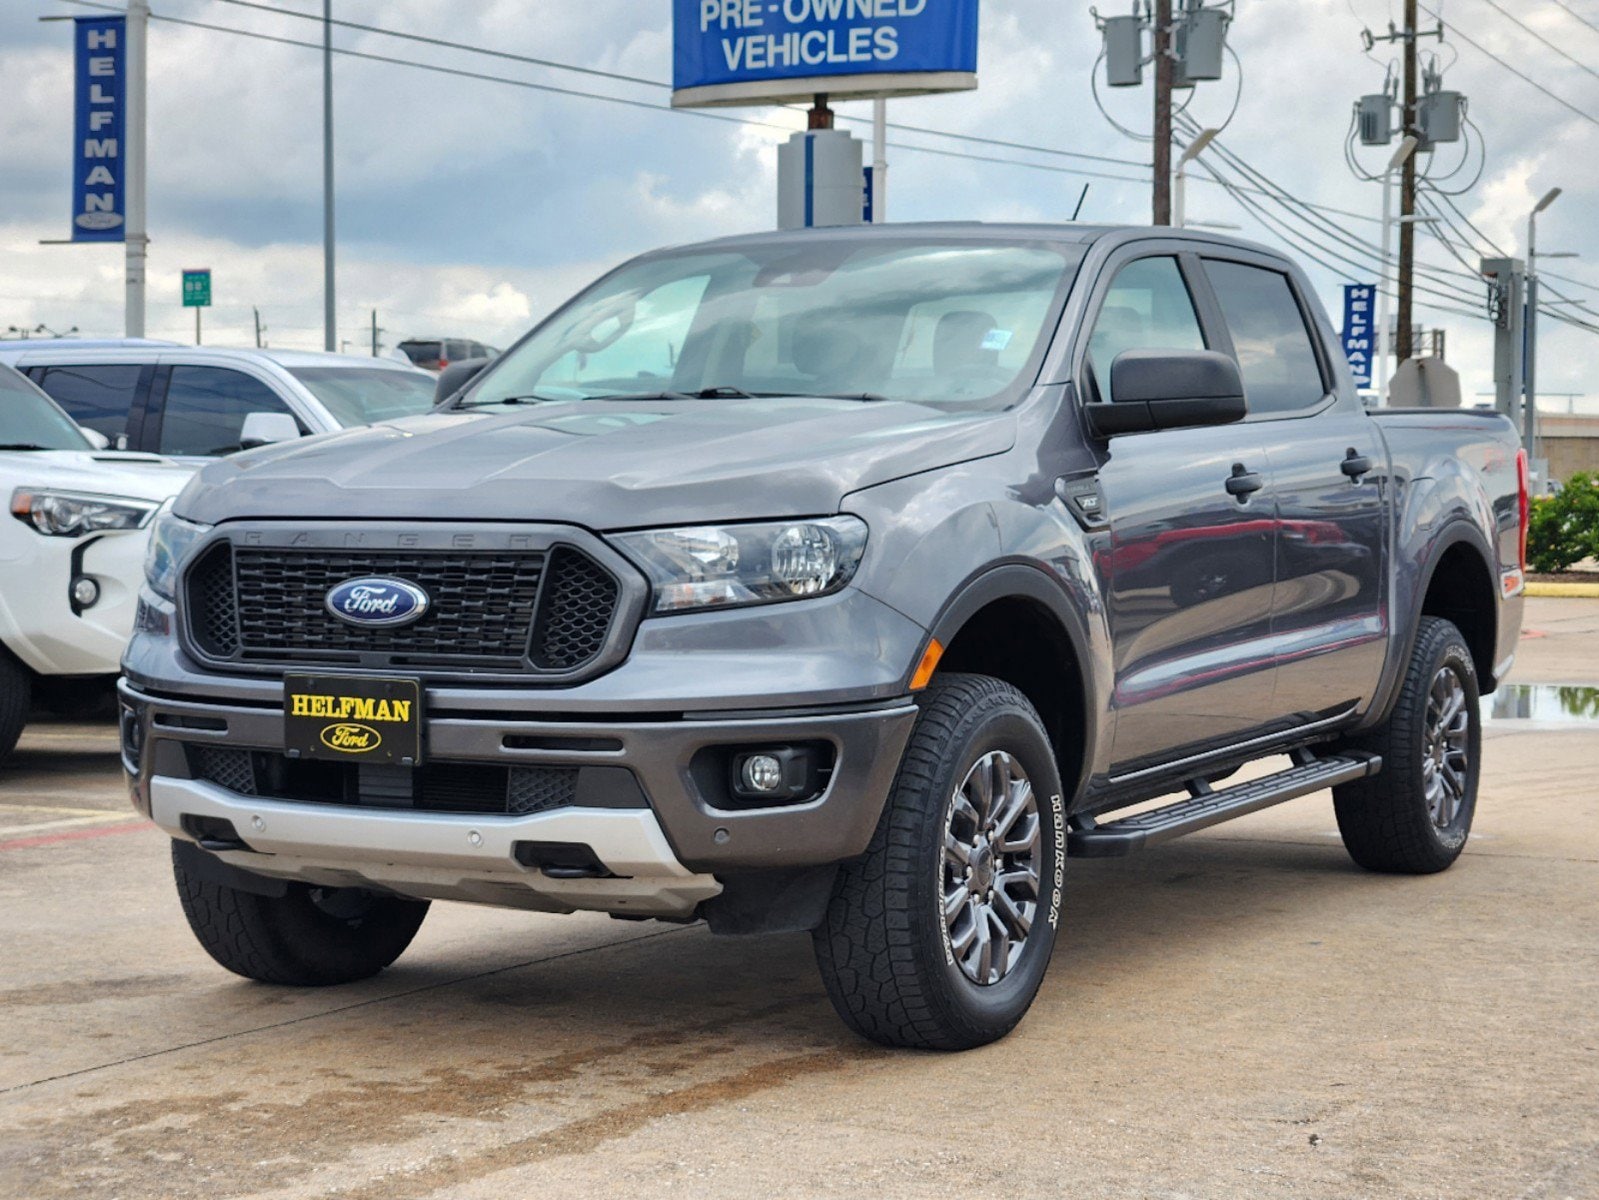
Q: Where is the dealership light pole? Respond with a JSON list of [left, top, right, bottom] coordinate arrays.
[[1376, 135, 1417, 406], [871, 97, 888, 222], [1173, 127, 1219, 229], [125, 0, 148, 338], [322, 0, 335, 352]]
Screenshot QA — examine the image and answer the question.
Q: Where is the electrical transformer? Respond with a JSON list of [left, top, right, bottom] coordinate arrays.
[[1103, 15, 1144, 87], [1418, 89, 1463, 149], [1358, 94, 1393, 145], [1178, 6, 1229, 81]]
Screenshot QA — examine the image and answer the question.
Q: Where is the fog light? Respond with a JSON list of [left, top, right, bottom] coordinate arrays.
[[71, 575, 100, 609], [740, 754, 784, 793]]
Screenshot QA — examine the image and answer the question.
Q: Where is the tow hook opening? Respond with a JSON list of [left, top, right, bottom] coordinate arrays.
[[181, 814, 253, 853], [513, 840, 617, 879]]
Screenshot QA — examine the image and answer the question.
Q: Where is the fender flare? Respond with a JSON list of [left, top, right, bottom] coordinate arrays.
[[922, 561, 1102, 798]]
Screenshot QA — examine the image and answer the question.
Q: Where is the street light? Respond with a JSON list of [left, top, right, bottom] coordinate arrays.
[[1173, 127, 1221, 229], [1375, 135, 1418, 407], [1525, 187, 1567, 469]]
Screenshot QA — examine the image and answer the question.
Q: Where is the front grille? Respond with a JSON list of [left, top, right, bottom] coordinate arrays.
[[185, 541, 622, 675], [188, 747, 609, 817]]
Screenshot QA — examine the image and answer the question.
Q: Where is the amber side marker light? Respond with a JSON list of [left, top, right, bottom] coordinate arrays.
[[909, 638, 944, 691]]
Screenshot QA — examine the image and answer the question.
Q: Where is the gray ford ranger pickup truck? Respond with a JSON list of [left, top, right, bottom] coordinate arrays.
[[122, 223, 1527, 1050]]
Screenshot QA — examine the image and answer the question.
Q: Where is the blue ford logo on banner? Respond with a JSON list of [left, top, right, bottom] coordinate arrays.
[[72, 16, 127, 243], [673, 0, 979, 108], [325, 578, 431, 628]]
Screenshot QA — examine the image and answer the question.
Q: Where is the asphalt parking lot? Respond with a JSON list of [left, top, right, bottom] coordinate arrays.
[[2, 597, 1596, 1200]]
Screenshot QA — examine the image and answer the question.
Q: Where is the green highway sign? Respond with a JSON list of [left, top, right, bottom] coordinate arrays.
[[181, 269, 212, 308]]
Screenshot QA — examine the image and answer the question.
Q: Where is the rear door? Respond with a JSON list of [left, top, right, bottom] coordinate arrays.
[[1198, 254, 1388, 719], [28, 361, 153, 449], [145, 363, 304, 459], [1080, 250, 1280, 770]]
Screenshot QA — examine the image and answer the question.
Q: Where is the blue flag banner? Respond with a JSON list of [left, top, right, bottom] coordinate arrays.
[[72, 15, 127, 243], [673, 0, 979, 107], [1342, 283, 1376, 388]]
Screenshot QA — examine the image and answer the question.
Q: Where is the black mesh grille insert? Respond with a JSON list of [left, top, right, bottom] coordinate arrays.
[[508, 766, 579, 815], [191, 746, 256, 795], [183, 541, 623, 674], [533, 549, 621, 670]]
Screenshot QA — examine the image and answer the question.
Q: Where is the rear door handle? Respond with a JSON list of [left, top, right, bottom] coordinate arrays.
[[1225, 465, 1264, 499], [1340, 449, 1373, 480]]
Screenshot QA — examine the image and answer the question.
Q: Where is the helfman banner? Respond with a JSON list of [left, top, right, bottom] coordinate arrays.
[[72, 15, 127, 243]]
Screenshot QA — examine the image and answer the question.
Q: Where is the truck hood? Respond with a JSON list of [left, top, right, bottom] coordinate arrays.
[[0, 449, 194, 504], [175, 398, 1016, 528]]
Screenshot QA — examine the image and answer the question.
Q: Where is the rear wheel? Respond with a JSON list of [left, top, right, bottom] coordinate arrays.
[[0, 652, 31, 765], [812, 674, 1066, 1050], [1333, 617, 1481, 873], [172, 841, 429, 985]]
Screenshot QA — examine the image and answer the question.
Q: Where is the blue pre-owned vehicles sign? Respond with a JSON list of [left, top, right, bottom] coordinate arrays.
[[673, 0, 979, 108], [71, 15, 127, 242]]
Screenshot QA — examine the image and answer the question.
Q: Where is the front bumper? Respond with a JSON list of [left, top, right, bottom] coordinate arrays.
[[0, 528, 147, 676], [122, 678, 918, 910]]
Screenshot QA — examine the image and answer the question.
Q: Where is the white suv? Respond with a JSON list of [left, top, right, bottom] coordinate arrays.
[[0, 341, 438, 462], [0, 363, 193, 759]]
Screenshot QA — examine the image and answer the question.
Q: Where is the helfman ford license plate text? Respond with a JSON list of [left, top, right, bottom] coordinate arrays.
[[283, 674, 423, 766]]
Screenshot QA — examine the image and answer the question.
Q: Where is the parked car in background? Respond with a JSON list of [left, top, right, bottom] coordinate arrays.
[[396, 337, 499, 373], [0, 363, 191, 759], [0, 343, 437, 462]]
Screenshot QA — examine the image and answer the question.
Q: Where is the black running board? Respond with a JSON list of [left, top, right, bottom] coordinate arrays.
[[1067, 751, 1382, 858]]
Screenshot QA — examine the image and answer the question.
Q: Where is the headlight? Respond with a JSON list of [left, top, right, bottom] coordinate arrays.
[[611, 516, 867, 615], [9, 488, 158, 537], [143, 503, 212, 601]]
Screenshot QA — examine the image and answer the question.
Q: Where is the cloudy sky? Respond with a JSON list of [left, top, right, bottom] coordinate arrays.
[[2, 0, 1597, 407]]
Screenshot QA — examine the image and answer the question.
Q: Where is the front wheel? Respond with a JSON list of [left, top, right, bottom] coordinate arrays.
[[172, 841, 430, 985], [0, 652, 31, 765], [812, 674, 1066, 1050], [1333, 616, 1481, 874]]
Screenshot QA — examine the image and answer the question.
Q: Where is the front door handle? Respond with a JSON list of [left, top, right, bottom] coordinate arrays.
[[1340, 449, 1373, 480], [1225, 464, 1264, 499]]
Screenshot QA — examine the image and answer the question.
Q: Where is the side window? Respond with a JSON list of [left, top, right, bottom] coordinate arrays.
[[31, 363, 143, 443], [1086, 257, 1206, 402], [1204, 260, 1327, 414], [157, 366, 296, 456]]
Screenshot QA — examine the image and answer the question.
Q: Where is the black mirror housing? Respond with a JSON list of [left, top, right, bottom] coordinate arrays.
[[1087, 349, 1247, 438], [434, 357, 491, 405]]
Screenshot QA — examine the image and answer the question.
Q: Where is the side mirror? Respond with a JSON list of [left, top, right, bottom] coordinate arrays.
[[435, 357, 490, 405], [1086, 349, 1247, 438], [81, 428, 111, 451], [239, 411, 302, 450]]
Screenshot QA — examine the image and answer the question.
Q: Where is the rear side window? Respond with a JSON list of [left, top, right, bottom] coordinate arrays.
[[31, 363, 143, 443], [400, 342, 442, 368], [157, 366, 297, 456], [1204, 260, 1327, 414], [1086, 256, 1206, 402]]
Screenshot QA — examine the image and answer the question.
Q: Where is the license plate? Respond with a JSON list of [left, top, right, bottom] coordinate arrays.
[[283, 673, 423, 765]]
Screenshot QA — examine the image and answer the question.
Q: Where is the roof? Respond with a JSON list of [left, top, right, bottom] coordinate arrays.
[[0, 337, 179, 351], [0, 341, 425, 372]]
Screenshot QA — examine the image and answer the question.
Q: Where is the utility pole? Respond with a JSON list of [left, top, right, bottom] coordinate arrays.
[[1396, 0, 1419, 365], [253, 306, 264, 348], [1152, 0, 1174, 225], [370, 309, 382, 357], [1525, 188, 1565, 476], [125, 0, 149, 338], [871, 98, 888, 223], [322, 0, 335, 352]]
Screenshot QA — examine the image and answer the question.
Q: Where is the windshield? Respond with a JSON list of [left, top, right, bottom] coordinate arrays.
[[0, 364, 93, 450], [288, 367, 438, 426], [466, 238, 1083, 413]]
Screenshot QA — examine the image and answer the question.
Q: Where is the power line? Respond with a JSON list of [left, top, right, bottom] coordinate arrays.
[[1418, 3, 1599, 128], [1549, 0, 1599, 38], [48, 0, 1153, 187], [1475, 0, 1599, 82]]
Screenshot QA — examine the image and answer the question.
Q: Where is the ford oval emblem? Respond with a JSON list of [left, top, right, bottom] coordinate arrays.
[[325, 577, 430, 628]]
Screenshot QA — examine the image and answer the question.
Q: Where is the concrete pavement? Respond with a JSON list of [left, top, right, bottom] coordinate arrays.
[[1, 597, 1596, 1199]]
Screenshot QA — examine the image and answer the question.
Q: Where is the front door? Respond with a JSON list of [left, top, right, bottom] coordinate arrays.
[[1198, 256, 1389, 719], [1081, 254, 1280, 771]]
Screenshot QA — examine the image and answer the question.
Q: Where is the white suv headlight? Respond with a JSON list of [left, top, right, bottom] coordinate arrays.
[[9, 488, 159, 537], [610, 516, 868, 615], [142, 502, 212, 601]]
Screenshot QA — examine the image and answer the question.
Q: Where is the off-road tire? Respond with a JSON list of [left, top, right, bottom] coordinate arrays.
[[173, 842, 429, 985], [812, 673, 1066, 1051], [1333, 616, 1481, 874], [0, 652, 31, 765]]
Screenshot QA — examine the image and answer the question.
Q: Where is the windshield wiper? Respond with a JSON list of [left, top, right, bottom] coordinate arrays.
[[453, 393, 566, 409]]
